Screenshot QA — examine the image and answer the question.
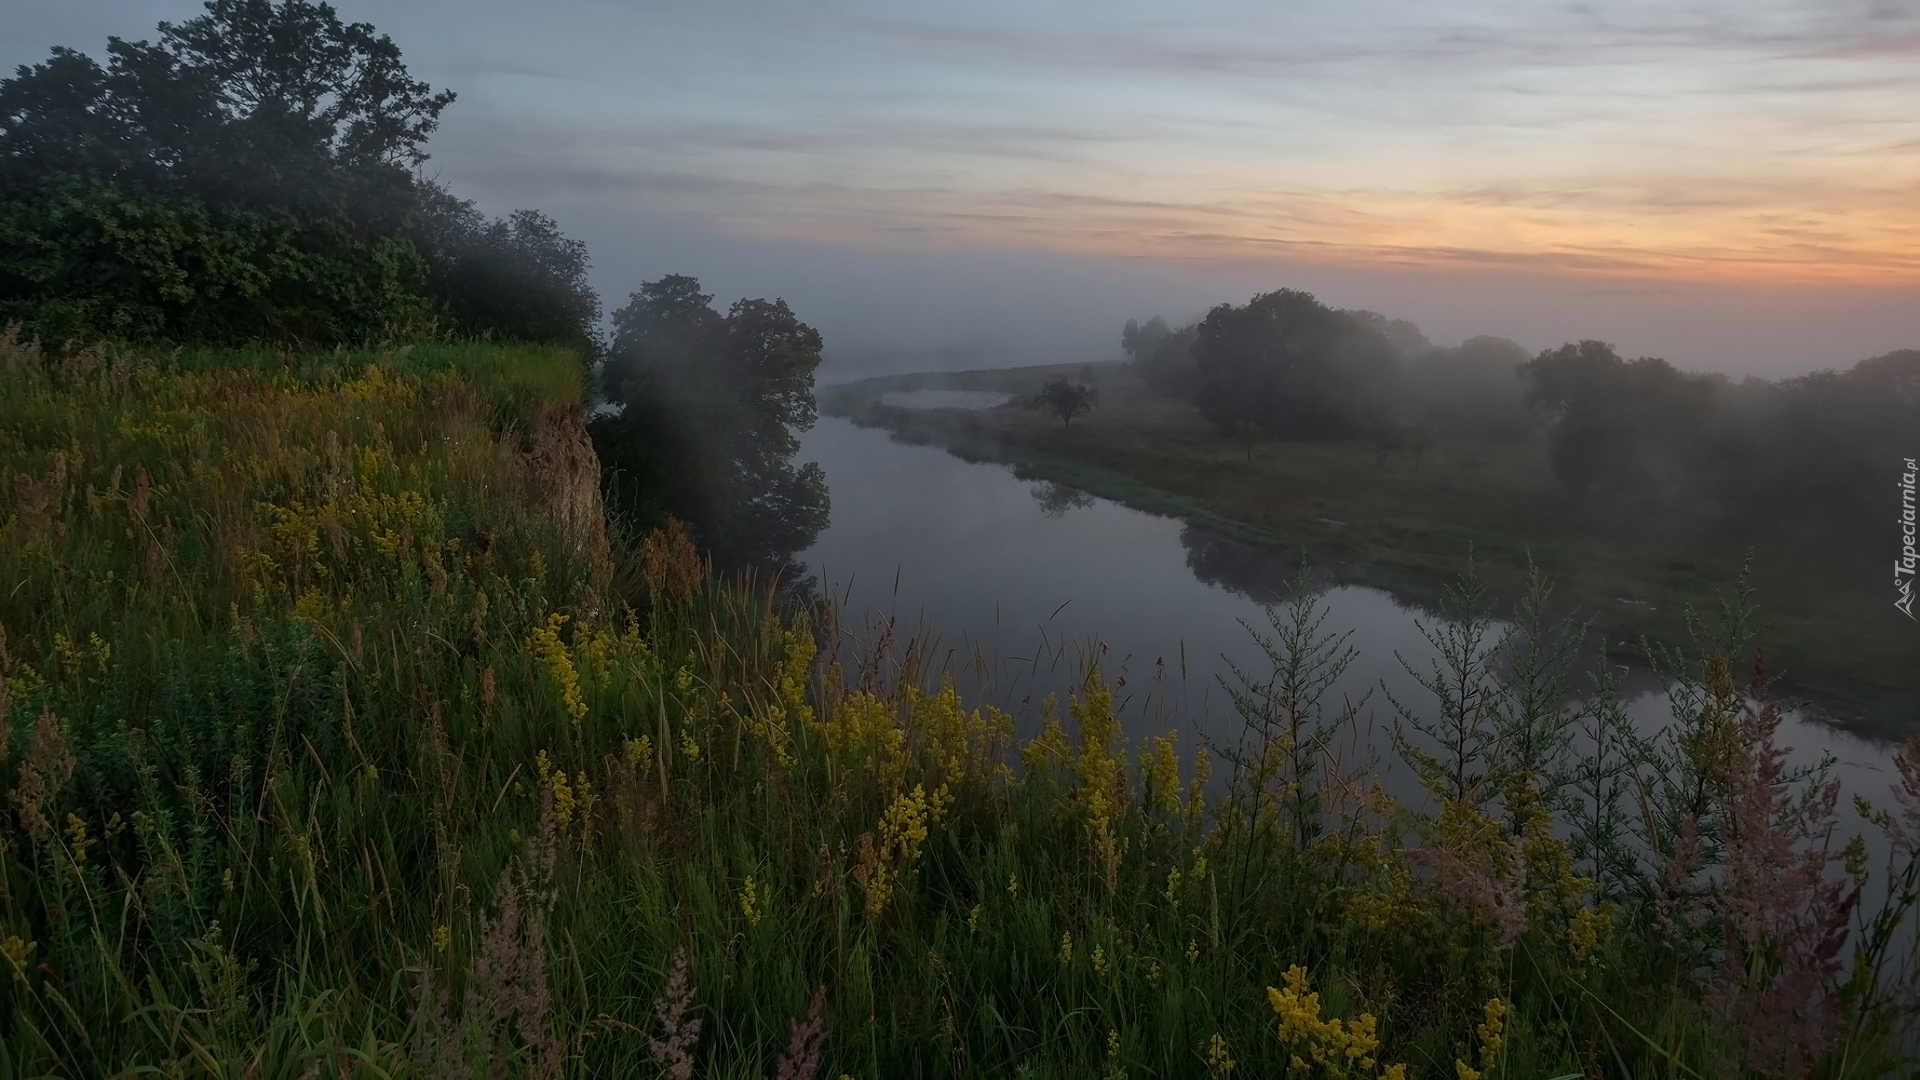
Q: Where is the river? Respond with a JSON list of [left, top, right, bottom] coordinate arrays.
[[797, 405, 1903, 819]]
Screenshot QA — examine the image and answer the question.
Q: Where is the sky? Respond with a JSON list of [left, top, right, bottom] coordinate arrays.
[[8, 0, 1920, 377]]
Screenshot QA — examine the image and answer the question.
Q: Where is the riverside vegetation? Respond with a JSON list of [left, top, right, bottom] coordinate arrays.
[[4, 335, 1920, 1078], [821, 360, 1918, 736]]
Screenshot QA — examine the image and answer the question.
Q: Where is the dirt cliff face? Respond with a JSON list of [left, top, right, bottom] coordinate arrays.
[[527, 403, 613, 586]]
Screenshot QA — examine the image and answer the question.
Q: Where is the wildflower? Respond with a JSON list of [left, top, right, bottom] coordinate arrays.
[[680, 728, 701, 764], [626, 734, 654, 771], [1186, 939, 1199, 963], [66, 813, 94, 866], [550, 770, 576, 827], [1266, 964, 1391, 1075], [1092, 945, 1111, 978], [1007, 872, 1019, 897], [1146, 960, 1162, 987], [1205, 1032, 1236, 1077], [1455, 1062, 1481, 1080], [771, 985, 828, 1080], [1569, 905, 1610, 966], [674, 665, 696, 693], [879, 785, 930, 864], [527, 613, 587, 725], [1059, 932, 1074, 964], [967, 904, 983, 933], [742, 875, 763, 927], [433, 924, 451, 953], [1165, 867, 1184, 902], [649, 946, 703, 1080], [221, 868, 234, 893], [1191, 853, 1207, 881], [1476, 997, 1504, 1072], [2, 935, 35, 981]]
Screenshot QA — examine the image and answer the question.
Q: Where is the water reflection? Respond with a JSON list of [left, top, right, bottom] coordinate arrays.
[[797, 416, 1900, 804], [1179, 525, 1329, 606], [1031, 482, 1097, 518]]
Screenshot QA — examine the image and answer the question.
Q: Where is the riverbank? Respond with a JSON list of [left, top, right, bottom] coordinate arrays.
[[822, 363, 1918, 739]]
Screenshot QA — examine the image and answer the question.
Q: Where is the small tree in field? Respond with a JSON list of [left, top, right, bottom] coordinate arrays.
[[1033, 377, 1098, 428]]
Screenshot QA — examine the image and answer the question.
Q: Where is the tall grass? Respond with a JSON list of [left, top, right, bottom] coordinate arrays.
[[2, 334, 1916, 1078]]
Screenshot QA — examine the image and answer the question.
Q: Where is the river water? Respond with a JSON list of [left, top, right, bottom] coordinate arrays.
[[797, 409, 1903, 817]]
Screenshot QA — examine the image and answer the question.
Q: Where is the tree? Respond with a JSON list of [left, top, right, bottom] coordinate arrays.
[[593, 275, 829, 572], [1032, 376, 1098, 428], [0, 0, 460, 344], [1190, 289, 1402, 441], [413, 182, 601, 366], [1520, 340, 1716, 497], [1407, 335, 1534, 442]]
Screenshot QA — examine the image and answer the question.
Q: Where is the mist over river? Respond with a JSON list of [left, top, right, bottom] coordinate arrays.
[[796, 412, 1902, 816]]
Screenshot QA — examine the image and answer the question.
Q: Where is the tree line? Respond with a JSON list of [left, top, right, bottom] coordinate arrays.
[[1124, 292, 1917, 538], [1, 0, 830, 574]]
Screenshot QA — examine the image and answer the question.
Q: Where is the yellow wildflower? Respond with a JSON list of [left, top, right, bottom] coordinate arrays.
[[967, 904, 983, 933], [1059, 932, 1074, 964], [879, 785, 930, 864], [1476, 997, 1505, 1072], [2, 935, 36, 981], [1266, 964, 1391, 1076], [1092, 945, 1111, 978], [433, 925, 451, 953], [221, 868, 234, 893], [1455, 1061, 1481, 1080], [1569, 905, 1611, 966], [550, 769, 576, 827], [741, 875, 762, 927], [527, 613, 587, 725], [680, 728, 701, 764], [66, 813, 93, 866], [1166, 866, 1184, 901], [1007, 872, 1020, 897], [1205, 1032, 1236, 1077], [626, 734, 654, 771]]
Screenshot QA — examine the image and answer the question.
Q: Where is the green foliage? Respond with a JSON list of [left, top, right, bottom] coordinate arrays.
[[594, 274, 829, 572], [0, 1, 599, 353], [1191, 289, 1403, 440], [1521, 340, 1716, 496], [412, 183, 603, 368], [1124, 315, 1202, 397], [1521, 340, 1920, 542], [0, 184, 434, 344], [2, 338, 1916, 1077], [1031, 376, 1099, 428]]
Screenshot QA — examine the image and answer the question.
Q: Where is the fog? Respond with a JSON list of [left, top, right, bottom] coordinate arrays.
[[524, 196, 1920, 383], [14, 0, 1919, 382]]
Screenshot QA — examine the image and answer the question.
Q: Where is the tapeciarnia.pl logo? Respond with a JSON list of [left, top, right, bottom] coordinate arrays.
[[1899, 456, 1917, 620]]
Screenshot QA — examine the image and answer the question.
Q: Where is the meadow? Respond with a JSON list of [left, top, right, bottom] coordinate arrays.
[[821, 365, 1918, 739], [3, 336, 1918, 1078]]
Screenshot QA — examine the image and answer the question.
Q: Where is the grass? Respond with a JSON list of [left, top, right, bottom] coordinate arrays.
[[822, 364, 1919, 741], [3, 337, 1917, 1077]]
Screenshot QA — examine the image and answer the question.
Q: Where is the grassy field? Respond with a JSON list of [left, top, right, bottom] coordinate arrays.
[[823, 364, 1918, 740], [4, 338, 1918, 1077]]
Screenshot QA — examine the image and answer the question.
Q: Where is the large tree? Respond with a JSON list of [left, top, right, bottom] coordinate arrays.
[[1520, 340, 1717, 497], [1190, 289, 1402, 440], [593, 275, 829, 572], [0, 0, 455, 344]]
